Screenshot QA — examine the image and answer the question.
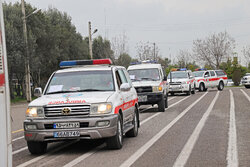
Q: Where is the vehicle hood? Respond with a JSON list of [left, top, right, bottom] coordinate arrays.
[[28, 92, 115, 107], [132, 80, 162, 87], [167, 78, 188, 83]]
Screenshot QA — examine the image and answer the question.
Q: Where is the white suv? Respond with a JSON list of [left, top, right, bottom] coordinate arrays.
[[167, 69, 195, 96], [193, 69, 228, 91], [127, 63, 168, 112], [24, 59, 139, 154], [242, 73, 250, 88]]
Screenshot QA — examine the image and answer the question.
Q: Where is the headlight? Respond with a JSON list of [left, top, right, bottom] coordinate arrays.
[[26, 107, 44, 117], [90, 103, 112, 115], [153, 86, 163, 92]]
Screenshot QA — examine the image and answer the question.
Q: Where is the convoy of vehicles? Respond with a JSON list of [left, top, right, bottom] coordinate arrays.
[[24, 59, 140, 154], [127, 62, 168, 112], [193, 69, 228, 91], [242, 73, 250, 88], [24, 59, 243, 155], [167, 68, 196, 96]]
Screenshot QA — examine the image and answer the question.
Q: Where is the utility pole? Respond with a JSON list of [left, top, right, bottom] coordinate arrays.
[[153, 42, 156, 61], [88, 21, 93, 59], [88, 21, 98, 60], [21, 0, 32, 102]]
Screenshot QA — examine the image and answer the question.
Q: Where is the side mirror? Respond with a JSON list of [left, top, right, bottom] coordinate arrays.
[[34, 87, 42, 97], [204, 74, 209, 78], [120, 83, 131, 92]]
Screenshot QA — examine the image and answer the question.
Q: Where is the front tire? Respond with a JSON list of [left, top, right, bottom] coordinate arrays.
[[27, 141, 47, 155], [158, 94, 165, 112], [106, 114, 123, 149], [245, 85, 250, 89], [165, 93, 168, 108], [186, 86, 191, 95], [126, 109, 139, 137], [218, 81, 224, 91], [199, 83, 205, 92]]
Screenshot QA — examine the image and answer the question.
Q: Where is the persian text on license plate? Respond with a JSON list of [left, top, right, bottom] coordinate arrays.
[[53, 122, 80, 129], [53, 131, 80, 138]]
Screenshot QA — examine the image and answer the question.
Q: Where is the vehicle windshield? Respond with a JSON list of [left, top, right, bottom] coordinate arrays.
[[45, 70, 114, 94], [128, 68, 160, 81], [167, 71, 188, 79], [193, 71, 205, 77]]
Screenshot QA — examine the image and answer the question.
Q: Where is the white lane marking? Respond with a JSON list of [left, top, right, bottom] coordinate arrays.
[[173, 91, 219, 167], [62, 96, 190, 166], [240, 89, 250, 102], [17, 140, 77, 167], [120, 92, 208, 167], [141, 96, 190, 125], [12, 136, 24, 142], [12, 147, 28, 155], [63, 144, 105, 167], [227, 90, 239, 167]]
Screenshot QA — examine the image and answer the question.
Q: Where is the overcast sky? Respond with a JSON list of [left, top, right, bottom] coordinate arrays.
[[4, 0, 250, 65]]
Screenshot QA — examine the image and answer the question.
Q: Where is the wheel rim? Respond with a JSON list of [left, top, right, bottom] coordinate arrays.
[[201, 84, 204, 91], [118, 120, 122, 143], [220, 83, 223, 89]]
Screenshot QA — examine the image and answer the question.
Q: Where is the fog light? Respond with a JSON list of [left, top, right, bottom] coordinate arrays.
[[25, 124, 37, 130], [97, 121, 110, 127]]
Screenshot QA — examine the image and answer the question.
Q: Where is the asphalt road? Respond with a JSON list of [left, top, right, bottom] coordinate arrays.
[[11, 87, 250, 167]]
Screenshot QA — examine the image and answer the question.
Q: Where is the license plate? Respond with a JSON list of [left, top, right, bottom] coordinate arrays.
[[138, 95, 147, 102], [54, 131, 80, 138], [53, 122, 80, 129]]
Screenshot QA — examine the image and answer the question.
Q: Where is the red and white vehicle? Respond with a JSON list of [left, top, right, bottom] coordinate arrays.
[[193, 69, 228, 91]]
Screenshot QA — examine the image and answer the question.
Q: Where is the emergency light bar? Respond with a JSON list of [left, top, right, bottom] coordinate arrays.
[[59, 59, 112, 67], [130, 60, 157, 65], [195, 68, 207, 71], [171, 68, 187, 71]]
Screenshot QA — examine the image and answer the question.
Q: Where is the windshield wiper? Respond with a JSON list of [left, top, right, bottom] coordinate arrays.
[[46, 90, 77, 95], [141, 77, 157, 81], [77, 89, 107, 92]]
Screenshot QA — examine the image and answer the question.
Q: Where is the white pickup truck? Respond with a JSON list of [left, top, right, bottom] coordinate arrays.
[[193, 69, 228, 91]]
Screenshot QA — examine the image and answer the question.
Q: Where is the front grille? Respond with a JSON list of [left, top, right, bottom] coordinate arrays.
[[44, 104, 90, 117], [135, 86, 152, 93], [170, 82, 181, 85], [44, 122, 89, 129]]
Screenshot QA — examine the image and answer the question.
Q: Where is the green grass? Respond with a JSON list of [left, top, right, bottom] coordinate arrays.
[[11, 97, 37, 104]]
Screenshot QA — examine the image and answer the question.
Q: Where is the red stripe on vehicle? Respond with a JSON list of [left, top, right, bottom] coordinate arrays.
[[222, 77, 228, 80], [0, 73, 5, 87], [209, 78, 220, 81], [114, 98, 138, 114]]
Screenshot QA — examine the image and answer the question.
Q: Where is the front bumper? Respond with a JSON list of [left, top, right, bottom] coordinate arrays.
[[24, 114, 118, 142], [137, 92, 163, 105], [169, 84, 189, 93], [242, 80, 250, 86]]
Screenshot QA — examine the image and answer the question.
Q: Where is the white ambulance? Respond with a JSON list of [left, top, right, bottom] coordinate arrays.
[[193, 69, 228, 91], [127, 62, 168, 112], [167, 68, 196, 96], [24, 59, 139, 154]]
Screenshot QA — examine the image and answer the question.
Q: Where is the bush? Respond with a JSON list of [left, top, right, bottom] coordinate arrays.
[[232, 69, 241, 86]]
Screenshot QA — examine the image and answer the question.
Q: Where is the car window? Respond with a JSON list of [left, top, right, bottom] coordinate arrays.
[[215, 70, 225, 76], [210, 71, 215, 76], [204, 71, 210, 77], [128, 68, 160, 81], [118, 69, 128, 84]]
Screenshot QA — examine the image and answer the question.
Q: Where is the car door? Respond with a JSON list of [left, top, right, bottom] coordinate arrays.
[[209, 70, 217, 87], [117, 69, 134, 124], [204, 71, 211, 88]]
